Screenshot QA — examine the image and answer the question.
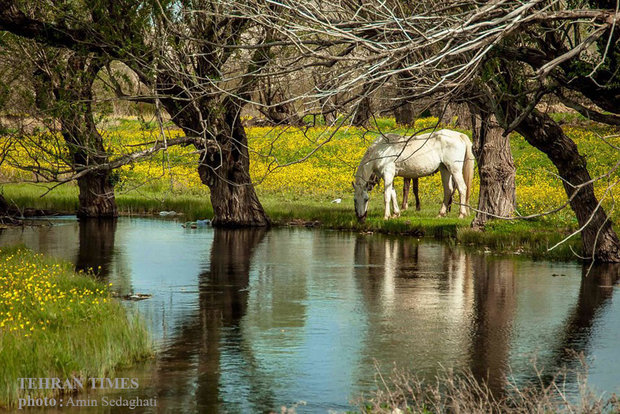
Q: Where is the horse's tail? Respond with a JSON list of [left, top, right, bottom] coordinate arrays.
[[460, 133, 475, 214]]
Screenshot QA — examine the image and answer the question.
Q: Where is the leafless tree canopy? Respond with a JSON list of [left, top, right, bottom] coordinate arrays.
[[0, 0, 619, 257]]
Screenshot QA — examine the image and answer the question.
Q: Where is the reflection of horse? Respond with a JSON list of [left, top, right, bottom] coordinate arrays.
[[353, 129, 474, 221]]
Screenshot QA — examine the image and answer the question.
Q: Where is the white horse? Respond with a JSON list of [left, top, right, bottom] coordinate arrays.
[[353, 129, 474, 222]]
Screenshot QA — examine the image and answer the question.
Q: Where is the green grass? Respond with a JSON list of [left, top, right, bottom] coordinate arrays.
[[0, 182, 585, 261], [2, 115, 617, 262], [0, 246, 152, 407]]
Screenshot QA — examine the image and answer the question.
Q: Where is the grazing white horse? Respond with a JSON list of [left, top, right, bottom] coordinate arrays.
[[353, 129, 474, 222]]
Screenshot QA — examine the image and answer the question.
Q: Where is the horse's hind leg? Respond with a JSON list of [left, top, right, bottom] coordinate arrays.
[[447, 177, 454, 213], [401, 178, 410, 210], [438, 165, 453, 217], [447, 165, 468, 218], [413, 178, 421, 211]]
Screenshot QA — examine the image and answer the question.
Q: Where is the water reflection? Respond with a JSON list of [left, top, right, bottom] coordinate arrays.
[[469, 257, 516, 394], [76, 219, 117, 276], [141, 229, 266, 413], [560, 264, 620, 358], [2, 219, 620, 413], [537, 264, 620, 390]]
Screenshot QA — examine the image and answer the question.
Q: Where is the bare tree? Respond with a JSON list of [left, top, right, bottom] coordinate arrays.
[[0, 34, 193, 218], [0, 1, 280, 226], [251, 0, 620, 261], [34, 50, 118, 217]]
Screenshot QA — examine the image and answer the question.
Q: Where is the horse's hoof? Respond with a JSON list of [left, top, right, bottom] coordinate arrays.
[[458, 214, 465, 219]]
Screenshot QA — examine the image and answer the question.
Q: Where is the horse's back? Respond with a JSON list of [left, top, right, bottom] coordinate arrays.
[[434, 129, 471, 167], [362, 130, 470, 177]]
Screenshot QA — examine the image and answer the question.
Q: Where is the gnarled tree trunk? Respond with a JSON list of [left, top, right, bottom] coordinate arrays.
[[76, 170, 117, 218], [46, 54, 118, 218], [194, 109, 270, 228], [470, 112, 516, 229], [516, 110, 620, 262]]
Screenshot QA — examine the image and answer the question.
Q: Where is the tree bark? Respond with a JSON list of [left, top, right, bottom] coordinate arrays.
[[516, 110, 620, 262], [470, 112, 516, 229], [194, 110, 270, 228], [47, 54, 118, 218], [320, 95, 337, 125], [76, 171, 117, 218], [394, 102, 415, 125], [352, 96, 372, 126]]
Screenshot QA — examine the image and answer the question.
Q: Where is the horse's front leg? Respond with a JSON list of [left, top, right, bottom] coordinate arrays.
[[391, 186, 401, 218], [383, 170, 400, 219], [382, 169, 398, 219], [383, 184, 392, 220]]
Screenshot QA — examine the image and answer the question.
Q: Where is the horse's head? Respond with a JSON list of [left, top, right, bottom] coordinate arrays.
[[353, 176, 376, 223]]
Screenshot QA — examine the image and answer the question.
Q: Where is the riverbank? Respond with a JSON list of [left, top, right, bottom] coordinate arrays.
[[0, 247, 152, 407], [3, 116, 616, 262], [0, 183, 582, 260]]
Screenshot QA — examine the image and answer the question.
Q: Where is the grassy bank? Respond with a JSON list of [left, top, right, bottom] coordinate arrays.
[[0, 182, 582, 260], [2, 116, 617, 261], [0, 247, 152, 407]]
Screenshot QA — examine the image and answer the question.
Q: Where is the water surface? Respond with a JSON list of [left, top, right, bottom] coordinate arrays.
[[2, 218, 619, 413]]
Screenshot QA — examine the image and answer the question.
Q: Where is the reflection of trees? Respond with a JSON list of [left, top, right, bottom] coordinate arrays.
[[468, 257, 517, 395], [196, 229, 268, 411], [75, 219, 117, 277], [557, 264, 620, 358], [348, 235, 620, 399], [533, 264, 620, 386], [64, 223, 619, 408], [149, 228, 268, 413]]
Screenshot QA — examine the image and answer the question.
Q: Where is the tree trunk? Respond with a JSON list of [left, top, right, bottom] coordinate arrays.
[[0, 194, 7, 214], [470, 112, 516, 229], [263, 102, 302, 126], [320, 95, 337, 125], [76, 170, 117, 218], [195, 112, 270, 228], [394, 102, 415, 125], [434, 102, 473, 129], [49, 54, 118, 218], [516, 110, 620, 262], [352, 96, 372, 126], [61, 104, 118, 218]]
